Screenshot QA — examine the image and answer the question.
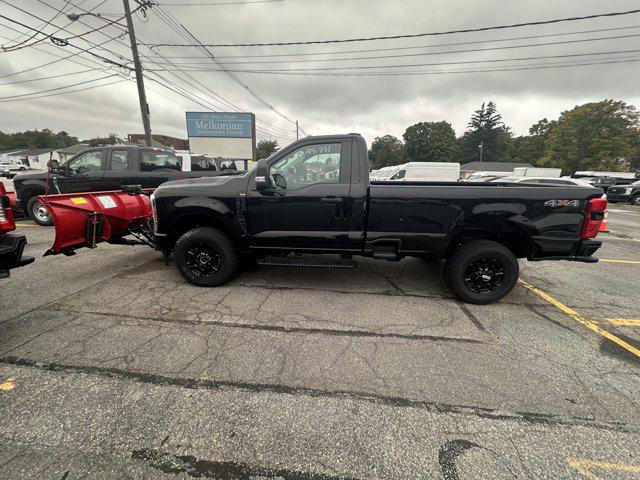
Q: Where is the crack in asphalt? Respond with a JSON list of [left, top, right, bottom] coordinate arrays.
[[0, 355, 633, 434], [48, 306, 485, 344]]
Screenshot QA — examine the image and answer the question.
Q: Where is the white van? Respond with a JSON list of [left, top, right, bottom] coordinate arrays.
[[388, 162, 460, 182]]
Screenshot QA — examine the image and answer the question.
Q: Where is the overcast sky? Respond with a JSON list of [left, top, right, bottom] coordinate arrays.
[[1, 0, 640, 148]]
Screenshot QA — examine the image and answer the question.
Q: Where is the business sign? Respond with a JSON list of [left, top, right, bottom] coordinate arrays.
[[186, 112, 254, 138], [186, 112, 256, 161]]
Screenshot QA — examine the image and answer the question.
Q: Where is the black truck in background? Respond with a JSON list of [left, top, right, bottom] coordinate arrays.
[[607, 180, 640, 205], [150, 134, 606, 304], [13, 146, 228, 225]]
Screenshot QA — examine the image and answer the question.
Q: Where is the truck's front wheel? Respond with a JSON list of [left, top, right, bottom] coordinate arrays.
[[27, 196, 53, 226], [445, 240, 518, 304], [174, 227, 239, 287]]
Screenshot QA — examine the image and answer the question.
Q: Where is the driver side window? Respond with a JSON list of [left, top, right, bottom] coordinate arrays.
[[269, 143, 342, 190], [67, 151, 103, 175]]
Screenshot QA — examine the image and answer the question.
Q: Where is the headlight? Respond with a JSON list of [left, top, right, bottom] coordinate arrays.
[[625, 187, 633, 194]]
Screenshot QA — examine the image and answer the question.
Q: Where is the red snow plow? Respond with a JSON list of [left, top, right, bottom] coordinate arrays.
[[39, 186, 155, 256]]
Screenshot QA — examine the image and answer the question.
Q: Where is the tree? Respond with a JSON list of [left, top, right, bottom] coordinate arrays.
[[509, 118, 556, 165], [403, 121, 457, 162], [86, 134, 123, 147], [256, 139, 279, 160], [0, 129, 79, 151], [539, 100, 640, 173], [370, 135, 405, 169], [458, 101, 512, 163]]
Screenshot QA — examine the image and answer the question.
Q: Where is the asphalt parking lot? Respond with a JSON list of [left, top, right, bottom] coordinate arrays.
[[1, 205, 639, 479]]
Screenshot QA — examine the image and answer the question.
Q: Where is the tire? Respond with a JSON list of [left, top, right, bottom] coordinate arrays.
[[630, 195, 640, 206], [174, 227, 239, 287], [445, 240, 519, 304], [27, 196, 53, 226]]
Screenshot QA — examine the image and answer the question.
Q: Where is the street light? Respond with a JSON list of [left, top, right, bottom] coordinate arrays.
[[66, 12, 107, 21]]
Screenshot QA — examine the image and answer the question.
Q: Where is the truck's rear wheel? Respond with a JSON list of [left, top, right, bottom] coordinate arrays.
[[174, 227, 239, 287], [27, 196, 53, 226], [445, 240, 518, 304]]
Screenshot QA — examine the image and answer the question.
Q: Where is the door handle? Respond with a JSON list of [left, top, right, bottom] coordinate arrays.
[[321, 196, 343, 203]]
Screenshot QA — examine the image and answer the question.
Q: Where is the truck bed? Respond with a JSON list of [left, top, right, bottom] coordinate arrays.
[[366, 182, 602, 259]]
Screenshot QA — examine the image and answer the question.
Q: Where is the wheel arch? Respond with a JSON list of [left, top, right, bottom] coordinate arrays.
[[447, 220, 532, 259], [163, 210, 240, 252]]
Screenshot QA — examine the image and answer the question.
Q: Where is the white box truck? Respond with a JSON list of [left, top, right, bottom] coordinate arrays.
[[387, 162, 460, 182], [513, 167, 561, 178]]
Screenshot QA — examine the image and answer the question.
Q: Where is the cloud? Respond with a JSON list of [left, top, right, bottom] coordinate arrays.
[[1, 0, 639, 147]]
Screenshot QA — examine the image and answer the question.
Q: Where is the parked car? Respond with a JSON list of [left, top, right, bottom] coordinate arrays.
[[12, 145, 228, 226], [607, 180, 640, 205], [0, 182, 34, 277], [490, 176, 595, 187], [0, 160, 27, 172]]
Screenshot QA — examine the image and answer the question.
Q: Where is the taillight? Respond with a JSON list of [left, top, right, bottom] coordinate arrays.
[[0, 183, 16, 233], [581, 197, 607, 238]]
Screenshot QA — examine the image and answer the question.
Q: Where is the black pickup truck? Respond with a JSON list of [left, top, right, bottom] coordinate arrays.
[[607, 180, 640, 205], [13, 145, 223, 225], [150, 134, 606, 304]]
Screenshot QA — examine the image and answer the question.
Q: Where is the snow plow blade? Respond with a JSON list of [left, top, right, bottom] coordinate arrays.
[[39, 189, 153, 256]]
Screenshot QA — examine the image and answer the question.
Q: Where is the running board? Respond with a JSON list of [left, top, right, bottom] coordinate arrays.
[[256, 256, 358, 269]]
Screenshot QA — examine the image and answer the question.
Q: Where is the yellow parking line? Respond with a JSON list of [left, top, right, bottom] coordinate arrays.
[[0, 377, 15, 391], [603, 318, 640, 327], [14, 223, 41, 227], [568, 458, 640, 479], [518, 279, 640, 359], [598, 259, 640, 264]]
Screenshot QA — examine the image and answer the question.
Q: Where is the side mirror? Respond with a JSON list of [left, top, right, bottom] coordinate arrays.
[[254, 158, 269, 189], [49, 159, 60, 174]]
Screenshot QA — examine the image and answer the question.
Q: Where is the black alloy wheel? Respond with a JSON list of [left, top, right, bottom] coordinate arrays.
[[184, 242, 222, 278], [462, 257, 505, 294], [174, 227, 239, 287], [445, 240, 519, 304]]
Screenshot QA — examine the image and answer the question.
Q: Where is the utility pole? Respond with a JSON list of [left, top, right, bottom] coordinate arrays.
[[478, 141, 484, 162], [123, 0, 152, 147], [296, 120, 299, 140]]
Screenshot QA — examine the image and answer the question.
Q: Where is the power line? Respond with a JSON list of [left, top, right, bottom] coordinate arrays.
[[156, 32, 640, 66], [149, 5, 304, 137], [0, 73, 118, 99], [142, 25, 640, 60], [3, 0, 72, 50], [0, 24, 132, 78], [0, 0, 143, 51], [147, 8, 640, 48], [161, 0, 283, 5], [197, 56, 640, 77], [174, 47, 640, 73], [0, 68, 98, 85], [0, 78, 128, 102]]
